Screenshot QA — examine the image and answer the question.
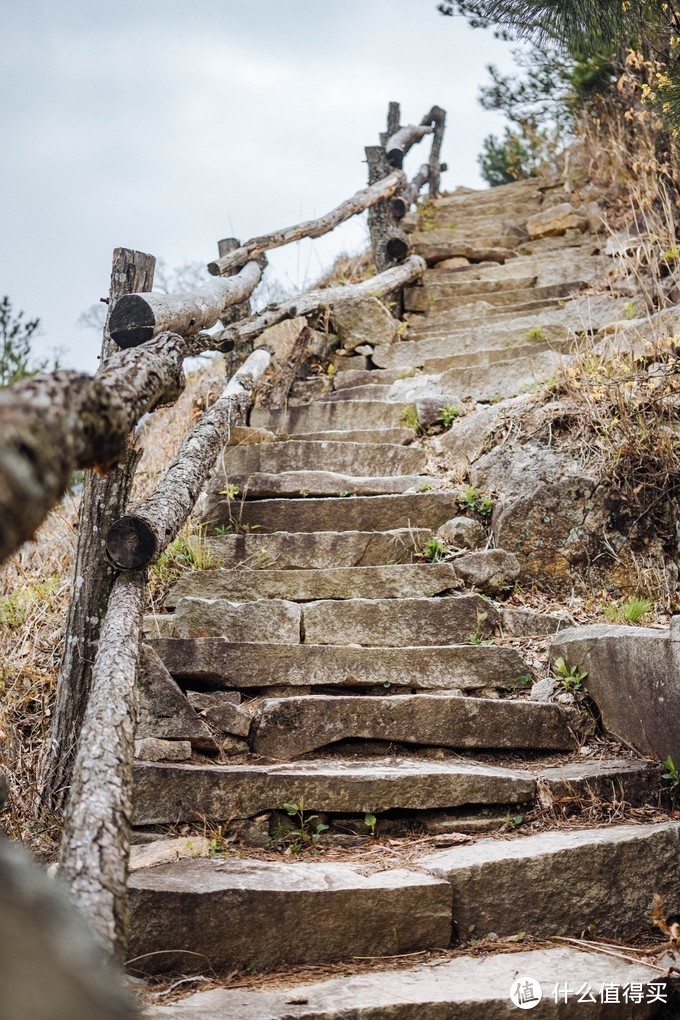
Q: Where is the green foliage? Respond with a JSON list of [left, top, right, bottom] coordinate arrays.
[[422, 538, 447, 563], [603, 596, 653, 625], [0, 296, 43, 387], [458, 486, 494, 517], [150, 526, 212, 601], [0, 576, 60, 630], [552, 656, 588, 692], [661, 756, 680, 792], [439, 403, 462, 427], [525, 325, 547, 341], [363, 813, 377, 837], [274, 799, 329, 853], [400, 405, 421, 431], [478, 127, 542, 187]]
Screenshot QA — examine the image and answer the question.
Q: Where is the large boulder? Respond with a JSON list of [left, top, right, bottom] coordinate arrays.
[[330, 297, 399, 351], [551, 620, 680, 762]]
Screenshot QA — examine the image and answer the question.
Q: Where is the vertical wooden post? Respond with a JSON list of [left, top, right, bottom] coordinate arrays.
[[217, 237, 255, 374], [38, 249, 155, 817], [428, 106, 447, 198], [384, 101, 401, 145], [366, 145, 396, 274]]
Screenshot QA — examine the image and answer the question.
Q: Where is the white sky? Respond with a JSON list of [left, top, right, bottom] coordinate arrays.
[[1, 0, 519, 372]]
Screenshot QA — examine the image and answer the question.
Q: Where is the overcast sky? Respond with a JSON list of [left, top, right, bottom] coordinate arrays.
[[1, 0, 519, 372]]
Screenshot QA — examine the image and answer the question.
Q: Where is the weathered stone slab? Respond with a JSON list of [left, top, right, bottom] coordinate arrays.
[[281, 426, 414, 444], [372, 324, 569, 371], [527, 202, 588, 238], [437, 517, 486, 549], [421, 821, 680, 939], [204, 528, 432, 569], [206, 492, 459, 534], [152, 639, 532, 691], [187, 693, 252, 738], [134, 737, 192, 763], [142, 614, 176, 638], [221, 470, 431, 499], [128, 858, 451, 974], [253, 694, 579, 758], [133, 758, 536, 824], [144, 948, 664, 1019], [499, 605, 573, 636], [250, 400, 411, 434], [452, 550, 520, 594], [437, 351, 564, 402], [137, 645, 216, 752], [173, 597, 301, 643], [129, 836, 210, 873], [166, 564, 461, 606], [330, 296, 399, 349], [538, 760, 660, 808], [220, 438, 426, 477], [302, 595, 497, 646], [551, 622, 680, 762]]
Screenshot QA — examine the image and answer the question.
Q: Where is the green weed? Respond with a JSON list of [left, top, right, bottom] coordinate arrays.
[[458, 486, 494, 517], [274, 798, 329, 853], [603, 596, 653, 625], [422, 538, 447, 563], [552, 656, 588, 693], [438, 403, 462, 428]]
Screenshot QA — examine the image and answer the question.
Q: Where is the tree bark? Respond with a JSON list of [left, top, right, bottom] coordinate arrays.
[[391, 164, 430, 219], [426, 106, 447, 197], [215, 254, 425, 350], [109, 260, 263, 349], [386, 124, 434, 168], [365, 146, 409, 274], [0, 333, 186, 568], [106, 348, 272, 570], [207, 171, 406, 276], [217, 238, 254, 328], [0, 837, 138, 1019], [58, 570, 144, 963]]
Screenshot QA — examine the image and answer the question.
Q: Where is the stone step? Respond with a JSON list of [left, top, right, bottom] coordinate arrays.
[[201, 491, 459, 534], [250, 400, 411, 435], [152, 638, 532, 692], [166, 563, 461, 606], [252, 694, 580, 758], [221, 470, 432, 499], [203, 528, 432, 569], [220, 438, 425, 477], [128, 857, 452, 974], [274, 426, 414, 444], [133, 757, 536, 825], [437, 350, 564, 402], [420, 821, 680, 940], [372, 324, 570, 371], [404, 281, 583, 314], [302, 594, 498, 646], [144, 947, 666, 1018]]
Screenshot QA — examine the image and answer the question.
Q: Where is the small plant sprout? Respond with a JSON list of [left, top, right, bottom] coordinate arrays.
[[458, 486, 494, 517], [363, 813, 377, 837], [661, 756, 680, 794], [603, 596, 653, 625], [400, 405, 421, 431], [552, 656, 588, 693], [422, 538, 447, 563], [277, 798, 329, 853], [525, 325, 547, 341], [438, 403, 462, 428], [467, 609, 491, 646]]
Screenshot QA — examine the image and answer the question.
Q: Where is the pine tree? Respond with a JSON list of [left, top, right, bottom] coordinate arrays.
[[0, 296, 42, 387]]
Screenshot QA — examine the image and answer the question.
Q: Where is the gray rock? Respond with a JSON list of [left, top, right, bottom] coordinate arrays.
[[253, 694, 578, 758], [471, 442, 584, 500], [250, 399, 409, 434], [551, 621, 680, 761], [330, 296, 399, 350], [204, 528, 433, 570], [143, 947, 663, 1018], [222, 736, 249, 756], [188, 694, 252, 738], [187, 690, 241, 708], [219, 438, 426, 478], [218, 469, 432, 499], [132, 757, 536, 825], [152, 638, 533, 693], [538, 760, 660, 808], [129, 836, 210, 872], [526, 202, 588, 238], [209, 492, 459, 535], [128, 857, 450, 974], [421, 821, 680, 939], [137, 645, 216, 752], [530, 679, 557, 702], [142, 614, 176, 639], [167, 563, 461, 606], [173, 597, 301, 643], [302, 595, 497, 647], [452, 550, 520, 594], [499, 605, 573, 637], [134, 738, 192, 763], [436, 517, 485, 549]]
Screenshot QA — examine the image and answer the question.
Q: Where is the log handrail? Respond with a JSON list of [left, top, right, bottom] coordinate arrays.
[[207, 169, 407, 277]]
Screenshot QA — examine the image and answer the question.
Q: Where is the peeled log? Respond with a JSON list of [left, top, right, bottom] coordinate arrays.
[[391, 164, 430, 219], [0, 332, 186, 567], [58, 570, 145, 962], [215, 255, 426, 351], [106, 348, 272, 570], [386, 123, 434, 168], [109, 260, 263, 349], [207, 171, 406, 276]]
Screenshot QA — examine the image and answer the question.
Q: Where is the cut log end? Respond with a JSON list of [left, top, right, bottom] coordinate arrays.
[[386, 149, 404, 170], [385, 235, 410, 262], [391, 196, 408, 220], [106, 515, 157, 570], [109, 295, 156, 349]]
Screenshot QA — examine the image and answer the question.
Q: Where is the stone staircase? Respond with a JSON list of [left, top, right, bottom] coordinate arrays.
[[136, 178, 678, 1017]]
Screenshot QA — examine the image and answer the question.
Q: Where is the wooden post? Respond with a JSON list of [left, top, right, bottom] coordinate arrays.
[[218, 238, 254, 328], [38, 249, 155, 817], [428, 106, 447, 198], [58, 570, 145, 963], [365, 146, 408, 273]]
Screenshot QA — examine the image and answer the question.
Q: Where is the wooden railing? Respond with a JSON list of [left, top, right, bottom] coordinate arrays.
[[0, 99, 446, 966]]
